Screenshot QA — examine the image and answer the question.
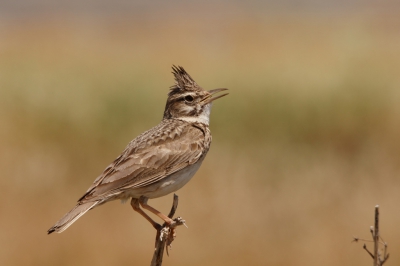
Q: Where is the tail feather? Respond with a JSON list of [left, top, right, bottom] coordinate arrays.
[[48, 201, 99, 234]]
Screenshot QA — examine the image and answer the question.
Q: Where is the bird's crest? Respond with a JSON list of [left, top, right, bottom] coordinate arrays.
[[169, 65, 202, 96]]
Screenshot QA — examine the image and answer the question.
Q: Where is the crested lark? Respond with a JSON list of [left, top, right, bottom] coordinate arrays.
[[48, 66, 228, 234]]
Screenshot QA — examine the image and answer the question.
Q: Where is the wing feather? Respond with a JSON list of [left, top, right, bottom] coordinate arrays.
[[79, 120, 207, 202]]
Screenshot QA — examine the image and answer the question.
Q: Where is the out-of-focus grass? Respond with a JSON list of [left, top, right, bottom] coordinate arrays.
[[1, 12, 400, 266]]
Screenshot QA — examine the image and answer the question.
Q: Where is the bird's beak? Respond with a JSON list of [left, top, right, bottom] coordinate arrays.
[[201, 88, 229, 105]]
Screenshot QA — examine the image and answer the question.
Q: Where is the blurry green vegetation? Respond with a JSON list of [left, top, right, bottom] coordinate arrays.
[[0, 13, 400, 266]]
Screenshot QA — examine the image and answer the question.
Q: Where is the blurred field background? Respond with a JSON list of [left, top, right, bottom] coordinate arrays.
[[1, 1, 400, 265]]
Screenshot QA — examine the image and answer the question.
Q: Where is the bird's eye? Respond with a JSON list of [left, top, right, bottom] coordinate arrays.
[[184, 95, 194, 103]]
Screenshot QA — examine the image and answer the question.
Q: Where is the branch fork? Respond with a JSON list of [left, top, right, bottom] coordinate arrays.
[[353, 205, 389, 266]]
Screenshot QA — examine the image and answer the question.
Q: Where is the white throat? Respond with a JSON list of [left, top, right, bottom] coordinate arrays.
[[178, 103, 212, 125]]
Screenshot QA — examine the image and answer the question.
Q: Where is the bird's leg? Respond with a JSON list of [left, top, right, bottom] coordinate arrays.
[[130, 198, 162, 230], [139, 196, 175, 225]]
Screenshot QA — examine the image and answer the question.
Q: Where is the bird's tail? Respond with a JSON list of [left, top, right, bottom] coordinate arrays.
[[47, 201, 100, 234]]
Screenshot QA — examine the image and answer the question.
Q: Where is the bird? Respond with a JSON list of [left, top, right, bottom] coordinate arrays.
[[48, 65, 228, 234]]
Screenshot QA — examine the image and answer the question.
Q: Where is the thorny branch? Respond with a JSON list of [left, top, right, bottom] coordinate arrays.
[[353, 205, 389, 266]]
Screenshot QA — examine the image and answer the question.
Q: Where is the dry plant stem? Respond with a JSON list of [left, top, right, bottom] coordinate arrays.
[[355, 205, 389, 266], [373, 206, 379, 266], [150, 194, 185, 266], [371, 206, 389, 266], [363, 244, 374, 259]]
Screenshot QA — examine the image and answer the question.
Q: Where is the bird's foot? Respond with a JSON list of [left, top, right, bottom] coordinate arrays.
[[158, 217, 187, 255]]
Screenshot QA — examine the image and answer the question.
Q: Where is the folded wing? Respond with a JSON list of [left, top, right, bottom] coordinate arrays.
[[79, 120, 207, 202]]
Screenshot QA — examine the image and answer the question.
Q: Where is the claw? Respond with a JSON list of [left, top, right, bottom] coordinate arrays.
[[156, 216, 187, 256]]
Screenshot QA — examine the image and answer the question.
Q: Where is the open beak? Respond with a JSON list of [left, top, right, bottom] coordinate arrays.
[[201, 88, 229, 105]]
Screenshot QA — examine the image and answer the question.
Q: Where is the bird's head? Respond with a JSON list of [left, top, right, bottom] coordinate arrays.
[[163, 65, 228, 125]]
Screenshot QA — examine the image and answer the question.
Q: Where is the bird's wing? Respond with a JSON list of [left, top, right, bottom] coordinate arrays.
[[79, 120, 208, 202]]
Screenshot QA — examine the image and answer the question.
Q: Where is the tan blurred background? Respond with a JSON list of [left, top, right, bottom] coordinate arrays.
[[1, 1, 400, 265]]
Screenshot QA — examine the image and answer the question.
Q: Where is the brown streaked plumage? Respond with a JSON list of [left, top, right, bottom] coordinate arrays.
[[48, 66, 228, 234]]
